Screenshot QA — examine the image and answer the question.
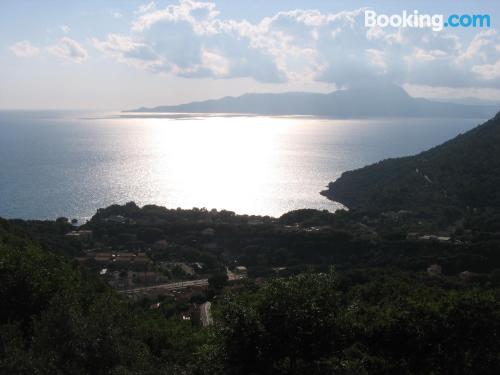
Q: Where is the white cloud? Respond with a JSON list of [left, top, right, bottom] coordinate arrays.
[[412, 48, 447, 62], [459, 30, 497, 63], [92, 34, 144, 55], [91, 34, 160, 70], [110, 11, 123, 19], [60, 25, 70, 34], [472, 61, 500, 80], [48, 37, 88, 63], [366, 49, 387, 71], [138, 2, 156, 14], [90, 1, 500, 89], [9, 41, 40, 58], [201, 49, 230, 77], [132, 0, 219, 33]]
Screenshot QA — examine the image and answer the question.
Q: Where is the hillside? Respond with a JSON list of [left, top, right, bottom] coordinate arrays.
[[322, 112, 500, 214], [2, 208, 500, 374], [127, 83, 497, 119]]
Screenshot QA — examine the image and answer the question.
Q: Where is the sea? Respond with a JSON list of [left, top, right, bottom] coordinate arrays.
[[0, 110, 486, 222]]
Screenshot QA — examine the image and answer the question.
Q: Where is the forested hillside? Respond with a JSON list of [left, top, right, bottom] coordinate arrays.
[[323, 112, 500, 216], [1, 209, 499, 374]]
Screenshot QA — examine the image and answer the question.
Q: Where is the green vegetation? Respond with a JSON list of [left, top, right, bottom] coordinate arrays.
[[1, 202, 499, 374], [0, 219, 205, 374], [207, 271, 499, 374], [323, 112, 500, 226], [3, 114, 500, 373]]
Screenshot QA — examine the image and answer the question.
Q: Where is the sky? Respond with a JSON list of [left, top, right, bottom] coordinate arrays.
[[0, 0, 499, 110]]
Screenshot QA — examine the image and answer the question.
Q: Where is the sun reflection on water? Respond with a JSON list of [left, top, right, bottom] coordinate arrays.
[[1, 112, 479, 220], [143, 116, 296, 214]]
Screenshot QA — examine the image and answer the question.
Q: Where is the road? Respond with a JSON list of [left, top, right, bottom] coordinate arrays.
[[200, 301, 213, 327], [119, 278, 208, 295]]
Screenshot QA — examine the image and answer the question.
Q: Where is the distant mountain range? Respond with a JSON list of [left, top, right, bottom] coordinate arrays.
[[128, 83, 497, 118], [322, 112, 500, 213]]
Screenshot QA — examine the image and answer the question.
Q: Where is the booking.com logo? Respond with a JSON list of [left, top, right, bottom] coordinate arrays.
[[365, 10, 491, 31]]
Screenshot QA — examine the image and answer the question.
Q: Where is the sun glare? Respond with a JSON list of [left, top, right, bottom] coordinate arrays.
[[138, 116, 294, 213]]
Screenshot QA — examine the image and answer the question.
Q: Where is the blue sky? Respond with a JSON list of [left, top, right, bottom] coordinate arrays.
[[1, 1, 499, 109]]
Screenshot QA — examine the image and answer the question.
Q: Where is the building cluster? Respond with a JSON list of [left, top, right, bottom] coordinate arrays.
[[92, 252, 153, 269]]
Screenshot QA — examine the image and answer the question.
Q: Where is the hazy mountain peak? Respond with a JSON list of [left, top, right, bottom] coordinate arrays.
[[343, 81, 410, 96]]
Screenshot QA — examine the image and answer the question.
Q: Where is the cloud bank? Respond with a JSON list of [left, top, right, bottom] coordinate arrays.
[[10, 1, 500, 91], [9, 41, 40, 58], [88, 1, 500, 90], [47, 37, 88, 63]]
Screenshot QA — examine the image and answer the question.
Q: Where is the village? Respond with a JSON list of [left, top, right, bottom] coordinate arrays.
[[52, 201, 487, 331], [67, 224, 251, 326]]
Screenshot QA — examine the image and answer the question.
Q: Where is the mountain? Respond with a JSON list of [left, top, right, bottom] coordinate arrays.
[[321, 112, 500, 213], [128, 83, 497, 118]]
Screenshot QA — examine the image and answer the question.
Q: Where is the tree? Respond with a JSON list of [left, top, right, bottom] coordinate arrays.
[[137, 227, 164, 244], [208, 273, 228, 291], [210, 270, 346, 374]]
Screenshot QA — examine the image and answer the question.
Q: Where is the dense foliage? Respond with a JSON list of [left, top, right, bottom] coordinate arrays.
[[206, 271, 499, 375], [0, 219, 205, 374], [323, 112, 500, 218], [1, 214, 499, 374]]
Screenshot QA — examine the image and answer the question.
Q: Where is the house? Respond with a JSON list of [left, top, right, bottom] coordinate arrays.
[[419, 235, 451, 242], [134, 254, 153, 269], [282, 224, 300, 232], [201, 227, 215, 236], [304, 226, 330, 233], [427, 264, 442, 277], [248, 219, 263, 225], [65, 230, 93, 240], [436, 236, 451, 242], [233, 266, 248, 280], [114, 252, 136, 264], [129, 270, 159, 284], [153, 239, 168, 251], [105, 215, 127, 224], [459, 270, 474, 281], [406, 232, 419, 240], [65, 231, 81, 238], [160, 262, 195, 276], [272, 267, 287, 275], [203, 243, 217, 250], [94, 253, 114, 264], [93, 252, 152, 270], [116, 252, 152, 269], [190, 262, 204, 271], [235, 266, 247, 274], [150, 302, 161, 310]]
